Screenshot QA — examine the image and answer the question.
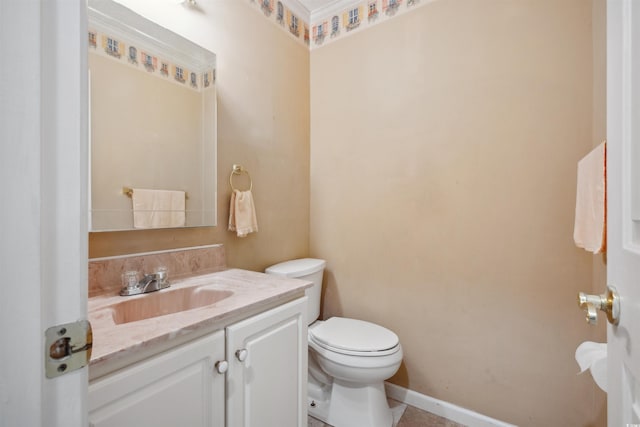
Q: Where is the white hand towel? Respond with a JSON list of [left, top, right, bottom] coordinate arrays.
[[228, 189, 258, 237], [132, 188, 186, 229], [574, 141, 606, 253]]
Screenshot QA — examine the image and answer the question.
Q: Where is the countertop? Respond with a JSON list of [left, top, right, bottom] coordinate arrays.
[[88, 268, 311, 380]]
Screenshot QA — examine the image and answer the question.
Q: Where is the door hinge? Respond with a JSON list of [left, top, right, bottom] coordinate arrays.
[[45, 320, 93, 378]]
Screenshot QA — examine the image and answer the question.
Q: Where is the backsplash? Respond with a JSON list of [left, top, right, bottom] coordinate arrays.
[[88, 244, 226, 297]]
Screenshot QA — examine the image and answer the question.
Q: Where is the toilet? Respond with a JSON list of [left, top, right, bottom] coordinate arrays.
[[266, 258, 403, 427]]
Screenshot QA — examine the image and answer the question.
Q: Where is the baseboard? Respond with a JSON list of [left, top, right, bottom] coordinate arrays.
[[384, 382, 517, 427]]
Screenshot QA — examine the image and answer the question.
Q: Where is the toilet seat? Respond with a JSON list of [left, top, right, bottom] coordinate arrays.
[[309, 317, 400, 357]]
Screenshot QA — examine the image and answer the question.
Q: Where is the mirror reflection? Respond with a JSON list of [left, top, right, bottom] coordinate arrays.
[[88, 0, 217, 231]]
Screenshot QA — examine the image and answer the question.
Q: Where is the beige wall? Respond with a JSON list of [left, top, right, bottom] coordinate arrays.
[[89, 0, 310, 271], [310, 1, 602, 425], [590, 0, 607, 424]]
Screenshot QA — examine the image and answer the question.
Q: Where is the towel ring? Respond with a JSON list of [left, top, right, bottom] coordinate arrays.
[[230, 164, 253, 191]]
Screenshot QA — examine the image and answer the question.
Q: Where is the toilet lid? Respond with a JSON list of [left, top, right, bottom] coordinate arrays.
[[309, 317, 399, 353]]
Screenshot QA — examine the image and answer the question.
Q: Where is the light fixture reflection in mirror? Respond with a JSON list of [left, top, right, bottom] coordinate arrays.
[[88, 0, 217, 232]]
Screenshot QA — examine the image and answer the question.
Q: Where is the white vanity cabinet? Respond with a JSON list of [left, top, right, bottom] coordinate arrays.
[[88, 297, 307, 427], [226, 297, 308, 427], [88, 330, 226, 427]]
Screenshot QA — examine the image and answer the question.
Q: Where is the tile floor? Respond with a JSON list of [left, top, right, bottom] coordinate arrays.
[[307, 400, 466, 427]]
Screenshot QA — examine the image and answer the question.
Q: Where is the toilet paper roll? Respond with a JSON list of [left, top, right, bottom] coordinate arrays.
[[575, 341, 607, 393]]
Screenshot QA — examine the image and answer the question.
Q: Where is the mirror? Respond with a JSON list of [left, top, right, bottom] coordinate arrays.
[[88, 0, 217, 231]]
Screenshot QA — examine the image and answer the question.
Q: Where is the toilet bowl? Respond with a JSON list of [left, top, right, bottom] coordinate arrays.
[[266, 259, 402, 427], [308, 318, 403, 427]]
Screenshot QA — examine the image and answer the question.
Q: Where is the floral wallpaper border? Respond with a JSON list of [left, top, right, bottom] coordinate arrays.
[[247, 0, 432, 49], [88, 28, 215, 91], [248, 0, 312, 46]]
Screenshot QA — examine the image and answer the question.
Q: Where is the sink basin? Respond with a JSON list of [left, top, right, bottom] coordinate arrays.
[[109, 286, 233, 324]]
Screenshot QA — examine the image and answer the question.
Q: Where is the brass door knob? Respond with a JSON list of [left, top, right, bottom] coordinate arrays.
[[577, 286, 620, 325]]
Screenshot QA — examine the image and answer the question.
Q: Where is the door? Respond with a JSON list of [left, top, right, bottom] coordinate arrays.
[[607, 0, 640, 423], [88, 332, 226, 427], [226, 298, 308, 427], [0, 1, 88, 427]]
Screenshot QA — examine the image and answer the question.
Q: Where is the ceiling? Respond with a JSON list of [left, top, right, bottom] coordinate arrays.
[[292, 0, 360, 21], [297, 0, 341, 11]]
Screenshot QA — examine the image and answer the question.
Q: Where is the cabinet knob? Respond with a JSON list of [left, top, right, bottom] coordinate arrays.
[[235, 349, 248, 362], [215, 360, 228, 374]]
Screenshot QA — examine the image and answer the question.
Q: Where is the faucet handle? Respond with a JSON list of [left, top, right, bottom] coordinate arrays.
[[122, 271, 140, 290], [154, 266, 168, 284], [120, 270, 143, 296]]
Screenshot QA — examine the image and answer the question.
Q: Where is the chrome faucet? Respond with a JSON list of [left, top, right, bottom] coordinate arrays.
[[120, 268, 170, 296]]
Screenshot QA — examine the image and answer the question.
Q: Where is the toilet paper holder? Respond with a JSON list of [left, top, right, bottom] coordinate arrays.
[[577, 285, 620, 325]]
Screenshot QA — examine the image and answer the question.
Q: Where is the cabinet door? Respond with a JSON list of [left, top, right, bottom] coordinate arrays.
[[89, 331, 226, 427], [226, 297, 308, 427]]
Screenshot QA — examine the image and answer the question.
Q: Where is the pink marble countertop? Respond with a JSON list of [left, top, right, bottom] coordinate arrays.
[[88, 268, 311, 379]]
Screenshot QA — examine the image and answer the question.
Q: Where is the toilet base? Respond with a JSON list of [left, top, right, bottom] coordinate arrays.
[[308, 377, 393, 427]]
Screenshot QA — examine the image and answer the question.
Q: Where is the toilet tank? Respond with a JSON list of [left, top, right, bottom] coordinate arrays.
[[265, 258, 326, 325]]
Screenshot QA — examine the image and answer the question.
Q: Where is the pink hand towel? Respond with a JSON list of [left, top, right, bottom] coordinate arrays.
[[228, 189, 258, 237], [573, 141, 606, 253]]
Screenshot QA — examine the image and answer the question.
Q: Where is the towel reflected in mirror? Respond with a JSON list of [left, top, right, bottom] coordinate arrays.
[[132, 188, 186, 229]]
